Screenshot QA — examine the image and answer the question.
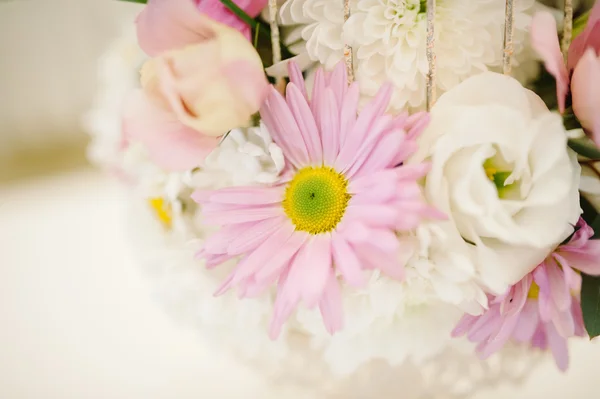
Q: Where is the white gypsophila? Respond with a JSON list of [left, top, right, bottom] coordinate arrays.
[[410, 72, 581, 293], [83, 25, 146, 172], [296, 270, 464, 376], [277, 0, 540, 112], [125, 197, 291, 363], [406, 223, 488, 315]]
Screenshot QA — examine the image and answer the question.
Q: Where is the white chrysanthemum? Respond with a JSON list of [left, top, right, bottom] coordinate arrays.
[[188, 124, 285, 190], [279, 0, 540, 111], [407, 223, 488, 315], [296, 270, 464, 376]]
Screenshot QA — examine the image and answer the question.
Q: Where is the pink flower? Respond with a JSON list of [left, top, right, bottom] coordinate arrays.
[[193, 61, 442, 338], [531, 4, 600, 146], [123, 19, 269, 171], [453, 219, 600, 371], [136, 0, 267, 56]]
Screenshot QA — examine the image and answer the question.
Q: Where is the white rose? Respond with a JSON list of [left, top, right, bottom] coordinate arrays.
[[410, 72, 581, 290]]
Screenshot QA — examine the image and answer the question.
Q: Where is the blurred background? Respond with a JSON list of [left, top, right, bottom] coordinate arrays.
[[0, 0, 599, 398]]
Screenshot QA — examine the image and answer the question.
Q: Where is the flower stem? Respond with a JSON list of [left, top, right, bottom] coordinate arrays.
[[562, 0, 574, 60], [503, 0, 515, 75], [426, 0, 436, 110]]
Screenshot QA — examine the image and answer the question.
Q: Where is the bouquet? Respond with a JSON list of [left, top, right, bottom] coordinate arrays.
[[86, 0, 600, 396]]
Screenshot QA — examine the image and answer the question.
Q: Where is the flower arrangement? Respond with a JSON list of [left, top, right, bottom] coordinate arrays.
[[89, 0, 600, 395]]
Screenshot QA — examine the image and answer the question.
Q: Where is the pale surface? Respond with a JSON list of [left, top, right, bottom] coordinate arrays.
[[0, 168, 599, 398]]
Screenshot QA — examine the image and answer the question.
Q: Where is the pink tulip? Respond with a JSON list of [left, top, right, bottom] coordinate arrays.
[[123, 18, 269, 171], [136, 0, 268, 56], [531, 2, 600, 146]]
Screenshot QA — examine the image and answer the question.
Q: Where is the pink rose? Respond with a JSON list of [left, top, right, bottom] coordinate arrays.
[[136, 0, 268, 56], [124, 18, 269, 171], [531, 2, 600, 146]]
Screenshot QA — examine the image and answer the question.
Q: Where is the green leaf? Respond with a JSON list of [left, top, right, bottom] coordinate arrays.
[[119, 0, 147, 3], [573, 10, 591, 38], [568, 138, 600, 160], [581, 274, 600, 339], [219, 0, 256, 27]]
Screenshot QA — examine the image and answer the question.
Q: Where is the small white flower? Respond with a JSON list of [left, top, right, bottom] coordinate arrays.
[[278, 0, 540, 111], [410, 72, 581, 292], [187, 124, 285, 189], [406, 223, 488, 315], [297, 271, 464, 376]]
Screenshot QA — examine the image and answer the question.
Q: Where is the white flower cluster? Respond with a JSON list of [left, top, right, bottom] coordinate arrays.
[[276, 0, 542, 111]]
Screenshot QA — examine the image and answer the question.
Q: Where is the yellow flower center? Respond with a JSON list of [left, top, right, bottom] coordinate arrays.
[[527, 281, 540, 299], [483, 158, 514, 197], [148, 197, 172, 229], [282, 166, 351, 235]]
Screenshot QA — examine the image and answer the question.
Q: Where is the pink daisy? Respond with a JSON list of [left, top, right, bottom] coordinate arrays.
[[193, 61, 440, 338], [452, 219, 600, 371]]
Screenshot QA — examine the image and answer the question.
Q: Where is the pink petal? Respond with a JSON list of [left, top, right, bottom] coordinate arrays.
[[405, 112, 431, 140], [331, 235, 366, 288], [545, 323, 570, 372], [571, 298, 586, 337], [287, 62, 307, 100], [260, 87, 310, 167], [530, 11, 569, 113], [567, 0, 600, 71], [571, 49, 600, 144], [353, 242, 405, 281], [326, 61, 348, 106], [334, 84, 393, 171], [310, 68, 326, 129], [122, 90, 218, 171], [201, 205, 283, 225], [344, 204, 397, 229], [551, 306, 575, 338], [284, 235, 332, 309], [203, 221, 257, 254], [500, 274, 531, 317], [513, 300, 540, 342], [452, 314, 479, 338], [319, 270, 344, 335], [480, 312, 520, 359], [136, 0, 214, 56], [269, 267, 297, 339], [558, 240, 600, 275], [197, 0, 267, 40], [546, 260, 572, 311], [284, 83, 323, 164], [207, 186, 284, 205], [350, 130, 405, 177], [320, 88, 341, 165], [229, 222, 296, 284], [338, 83, 360, 147], [467, 306, 503, 343], [254, 230, 310, 282], [227, 216, 287, 255]]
